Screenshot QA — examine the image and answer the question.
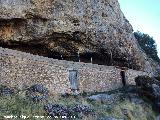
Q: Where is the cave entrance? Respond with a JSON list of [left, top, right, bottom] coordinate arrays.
[[121, 70, 126, 86], [0, 41, 126, 67], [69, 70, 79, 91], [0, 42, 64, 60]]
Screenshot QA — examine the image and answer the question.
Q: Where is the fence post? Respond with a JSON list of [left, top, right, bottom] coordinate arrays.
[[78, 51, 80, 62], [61, 55, 63, 60], [91, 57, 93, 63]]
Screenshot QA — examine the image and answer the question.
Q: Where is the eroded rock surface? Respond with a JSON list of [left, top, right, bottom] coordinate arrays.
[[0, 0, 158, 74]]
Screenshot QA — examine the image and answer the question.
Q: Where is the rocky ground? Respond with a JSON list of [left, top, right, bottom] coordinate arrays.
[[0, 84, 158, 120]]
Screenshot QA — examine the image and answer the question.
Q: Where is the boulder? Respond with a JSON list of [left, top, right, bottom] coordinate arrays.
[[156, 115, 160, 120], [152, 84, 160, 98], [130, 95, 144, 104], [152, 84, 160, 112], [88, 94, 120, 104], [26, 84, 49, 102], [44, 103, 93, 119], [44, 104, 72, 119], [0, 85, 15, 96], [135, 76, 160, 112], [135, 76, 160, 93], [97, 117, 124, 120], [71, 104, 93, 115]]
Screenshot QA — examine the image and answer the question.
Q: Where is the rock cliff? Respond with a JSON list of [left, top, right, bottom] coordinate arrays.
[[0, 0, 158, 75]]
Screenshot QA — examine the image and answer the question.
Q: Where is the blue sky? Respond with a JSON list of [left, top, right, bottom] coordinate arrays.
[[118, 0, 160, 57]]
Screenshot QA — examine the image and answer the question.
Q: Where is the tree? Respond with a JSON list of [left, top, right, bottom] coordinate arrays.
[[134, 31, 160, 63]]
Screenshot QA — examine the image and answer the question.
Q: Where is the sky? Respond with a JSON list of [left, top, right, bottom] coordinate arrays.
[[118, 0, 160, 57]]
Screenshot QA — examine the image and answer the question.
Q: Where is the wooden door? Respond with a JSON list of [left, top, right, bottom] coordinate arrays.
[[69, 70, 78, 90]]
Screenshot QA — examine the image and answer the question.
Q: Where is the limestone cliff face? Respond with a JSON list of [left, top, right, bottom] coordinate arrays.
[[0, 0, 158, 75]]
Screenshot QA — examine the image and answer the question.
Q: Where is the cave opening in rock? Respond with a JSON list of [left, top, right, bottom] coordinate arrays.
[[0, 40, 133, 69], [0, 41, 111, 65], [0, 42, 56, 58], [80, 52, 93, 63]]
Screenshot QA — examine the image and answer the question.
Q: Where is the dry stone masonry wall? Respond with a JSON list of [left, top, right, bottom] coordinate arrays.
[[0, 47, 150, 94], [126, 69, 150, 85]]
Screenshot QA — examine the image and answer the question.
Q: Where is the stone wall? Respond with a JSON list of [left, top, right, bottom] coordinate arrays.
[[125, 69, 151, 85], [0, 47, 150, 94], [0, 48, 70, 95], [78, 67, 122, 93]]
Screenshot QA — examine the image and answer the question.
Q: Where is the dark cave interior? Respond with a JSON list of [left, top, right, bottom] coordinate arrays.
[[0, 41, 135, 69]]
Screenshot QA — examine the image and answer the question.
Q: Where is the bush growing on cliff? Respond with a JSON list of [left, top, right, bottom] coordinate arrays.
[[134, 31, 160, 63]]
